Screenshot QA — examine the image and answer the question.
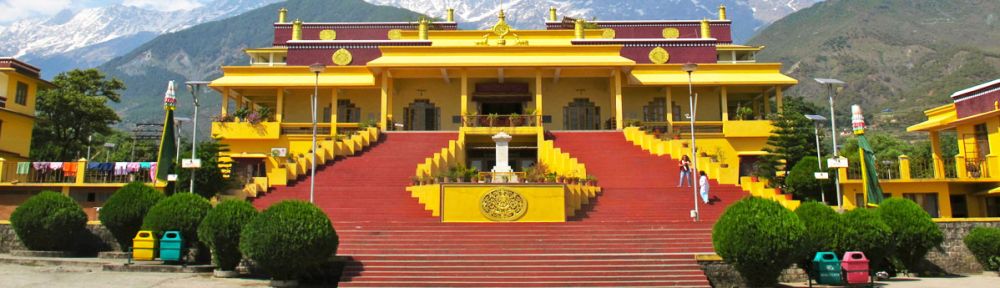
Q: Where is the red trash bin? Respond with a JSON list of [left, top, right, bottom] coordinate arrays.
[[841, 251, 870, 285]]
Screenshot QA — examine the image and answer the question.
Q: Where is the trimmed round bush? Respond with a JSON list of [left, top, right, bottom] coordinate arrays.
[[839, 208, 893, 272], [713, 197, 805, 287], [963, 227, 1000, 271], [240, 201, 338, 280], [141, 193, 211, 245], [198, 200, 258, 271], [99, 182, 165, 248], [10, 191, 88, 251], [785, 156, 833, 201], [794, 201, 844, 269], [876, 198, 943, 271]]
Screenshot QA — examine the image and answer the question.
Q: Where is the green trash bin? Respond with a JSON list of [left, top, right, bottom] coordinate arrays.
[[159, 231, 184, 262], [812, 251, 843, 285]]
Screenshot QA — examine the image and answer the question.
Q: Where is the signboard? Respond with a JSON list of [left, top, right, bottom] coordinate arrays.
[[167, 174, 178, 181], [270, 148, 288, 157], [182, 158, 202, 169], [827, 157, 849, 168], [814, 172, 830, 180]]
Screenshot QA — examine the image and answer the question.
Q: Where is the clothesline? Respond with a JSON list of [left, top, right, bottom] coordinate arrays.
[[15, 161, 158, 182]]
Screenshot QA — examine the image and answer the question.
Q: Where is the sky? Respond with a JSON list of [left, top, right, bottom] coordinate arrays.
[[0, 0, 208, 24]]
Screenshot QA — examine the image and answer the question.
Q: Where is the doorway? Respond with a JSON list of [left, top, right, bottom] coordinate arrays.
[[481, 102, 523, 115], [563, 98, 601, 130], [403, 100, 440, 131]]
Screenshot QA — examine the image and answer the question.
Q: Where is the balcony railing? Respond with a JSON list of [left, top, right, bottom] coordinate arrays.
[[463, 115, 542, 128]]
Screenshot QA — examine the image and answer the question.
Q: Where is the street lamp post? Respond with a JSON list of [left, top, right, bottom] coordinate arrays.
[[308, 63, 326, 204], [683, 63, 699, 222], [805, 114, 827, 204], [174, 117, 190, 167], [186, 81, 209, 194], [814, 78, 845, 210]]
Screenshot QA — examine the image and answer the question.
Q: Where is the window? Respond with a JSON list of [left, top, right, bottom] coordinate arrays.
[[974, 124, 990, 158], [0, 95, 5, 108], [15, 82, 28, 105], [0, 119, 3, 139]]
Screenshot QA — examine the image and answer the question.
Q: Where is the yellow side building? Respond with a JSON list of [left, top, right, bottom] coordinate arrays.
[[0, 58, 50, 162]]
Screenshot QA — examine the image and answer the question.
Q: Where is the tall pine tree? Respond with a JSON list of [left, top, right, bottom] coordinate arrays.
[[759, 99, 818, 183]]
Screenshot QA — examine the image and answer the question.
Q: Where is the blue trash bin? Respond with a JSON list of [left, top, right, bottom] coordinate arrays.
[[158, 231, 183, 262], [812, 251, 843, 285]]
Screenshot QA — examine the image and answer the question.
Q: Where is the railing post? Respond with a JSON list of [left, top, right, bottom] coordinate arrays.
[[0, 158, 6, 183], [898, 155, 911, 180], [955, 155, 967, 179], [838, 167, 849, 182], [76, 158, 87, 184]]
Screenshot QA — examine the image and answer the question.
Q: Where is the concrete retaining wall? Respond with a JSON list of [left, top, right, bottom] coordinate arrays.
[[0, 223, 120, 256]]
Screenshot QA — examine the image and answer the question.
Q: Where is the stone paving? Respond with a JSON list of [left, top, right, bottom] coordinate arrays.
[[0, 263, 269, 288]]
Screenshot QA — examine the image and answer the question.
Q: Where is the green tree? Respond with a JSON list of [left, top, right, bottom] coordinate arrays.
[[174, 141, 236, 199], [760, 98, 817, 183], [785, 156, 835, 200], [31, 69, 124, 161]]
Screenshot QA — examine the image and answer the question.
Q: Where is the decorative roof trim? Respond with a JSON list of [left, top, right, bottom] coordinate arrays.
[[951, 79, 1000, 99]]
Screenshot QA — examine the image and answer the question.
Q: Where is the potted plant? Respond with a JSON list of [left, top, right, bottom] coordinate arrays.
[[411, 176, 421, 186], [232, 107, 250, 122], [523, 108, 536, 126], [486, 113, 499, 127], [465, 111, 478, 127], [586, 175, 598, 186], [545, 173, 557, 183], [257, 106, 274, 122], [509, 112, 522, 127], [734, 105, 753, 121], [967, 163, 982, 178]]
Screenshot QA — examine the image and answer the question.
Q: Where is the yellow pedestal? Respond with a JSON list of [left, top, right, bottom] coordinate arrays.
[[441, 184, 566, 222]]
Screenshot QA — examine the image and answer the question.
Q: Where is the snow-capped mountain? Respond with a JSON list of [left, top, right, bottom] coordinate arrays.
[[363, 0, 821, 43], [0, 0, 281, 78]]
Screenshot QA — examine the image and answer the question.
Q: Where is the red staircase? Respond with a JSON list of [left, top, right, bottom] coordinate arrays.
[[252, 132, 456, 222], [252, 131, 748, 287]]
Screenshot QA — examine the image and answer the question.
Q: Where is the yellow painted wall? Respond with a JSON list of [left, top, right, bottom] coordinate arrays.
[[621, 87, 664, 122], [2, 71, 39, 116], [392, 78, 462, 130], [669, 87, 722, 121], [541, 77, 612, 130], [441, 184, 566, 222], [0, 111, 35, 159], [840, 181, 956, 218], [340, 88, 381, 123]]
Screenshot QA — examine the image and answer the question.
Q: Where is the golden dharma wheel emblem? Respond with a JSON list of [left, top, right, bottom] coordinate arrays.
[[387, 29, 403, 40], [662, 27, 680, 39], [602, 28, 616, 39], [332, 48, 352, 66], [492, 23, 511, 37], [319, 29, 337, 40], [649, 46, 669, 64], [480, 187, 527, 221]]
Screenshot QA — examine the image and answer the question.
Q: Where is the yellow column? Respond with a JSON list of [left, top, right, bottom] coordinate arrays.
[[76, 158, 87, 184], [763, 88, 771, 115], [221, 88, 229, 115], [899, 155, 911, 180], [276, 89, 284, 122], [330, 88, 338, 137], [776, 86, 784, 113], [535, 69, 543, 126], [461, 69, 469, 118], [936, 187, 953, 218], [0, 158, 5, 183], [665, 87, 673, 133], [720, 86, 729, 122], [929, 130, 944, 178], [380, 72, 389, 130], [386, 77, 394, 126], [614, 70, 623, 130]]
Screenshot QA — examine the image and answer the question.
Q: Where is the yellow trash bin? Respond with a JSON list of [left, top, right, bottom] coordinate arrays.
[[132, 230, 157, 261]]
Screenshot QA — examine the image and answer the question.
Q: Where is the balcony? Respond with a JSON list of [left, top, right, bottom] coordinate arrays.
[[211, 121, 281, 140], [842, 155, 996, 183], [461, 114, 543, 136]]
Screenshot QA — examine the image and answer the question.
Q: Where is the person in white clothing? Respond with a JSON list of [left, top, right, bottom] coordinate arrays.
[[699, 171, 711, 205]]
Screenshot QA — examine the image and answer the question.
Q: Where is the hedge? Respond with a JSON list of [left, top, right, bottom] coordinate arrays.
[[10, 191, 88, 251], [839, 208, 893, 273], [98, 182, 165, 248], [141, 193, 212, 245], [198, 200, 258, 271], [794, 201, 843, 271], [963, 227, 1000, 271], [713, 197, 805, 286], [240, 201, 338, 280], [876, 198, 943, 271]]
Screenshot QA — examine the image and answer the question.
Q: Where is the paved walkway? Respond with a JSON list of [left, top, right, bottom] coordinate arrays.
[[782, 272, 998, 287], [0, 263, 269, 288]]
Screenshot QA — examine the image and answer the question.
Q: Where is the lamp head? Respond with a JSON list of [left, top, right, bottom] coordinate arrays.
[[309, 63, 326, 73], [804, 114, 827, 122], [813, 78, 845, 86], [681, 63, 698, 73]]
